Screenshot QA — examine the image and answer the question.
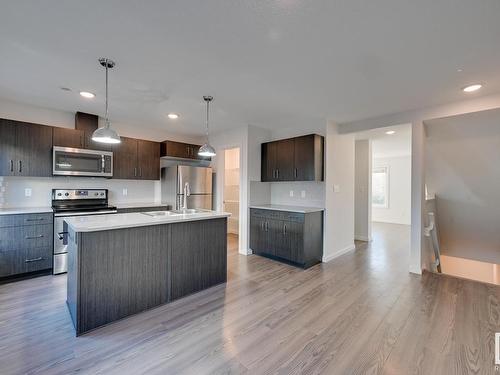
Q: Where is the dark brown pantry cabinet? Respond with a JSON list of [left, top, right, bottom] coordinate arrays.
[[261, 134, 324, 182], [0, 119, 53, 177], [113, 137, 160, 180], [250, 208, 323, 268]]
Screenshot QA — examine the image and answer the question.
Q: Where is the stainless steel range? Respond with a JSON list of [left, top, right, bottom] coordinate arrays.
[[52, 189, 117, 274]]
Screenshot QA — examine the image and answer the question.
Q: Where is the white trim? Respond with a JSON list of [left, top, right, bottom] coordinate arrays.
[[240, 248, 252, 255], [322, 244, 356, 262], [409, 263, 422, 275], [354, 235, 372, 242]]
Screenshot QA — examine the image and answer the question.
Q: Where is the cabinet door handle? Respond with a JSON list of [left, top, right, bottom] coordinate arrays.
[[18, 160, 22, 173], [134, 167, 137, 177], [139, 167, 142, 177], [265, 221, 269, 231], [25, 218, 44, 222], [57, 231, 68, 240], [283, 224, 287, 235], [276, 169, 279, 179], [25, 257, 44, 263], [9, 160, 13, 172], [25, 235, 44, 239], [294, 168, 298, 179]]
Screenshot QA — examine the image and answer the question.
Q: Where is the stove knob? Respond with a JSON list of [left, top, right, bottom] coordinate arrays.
[[100, 192, 105, 196], [64, 192, 69, 197], [95, 192, 99, 196], [57, 193, 62, 196]]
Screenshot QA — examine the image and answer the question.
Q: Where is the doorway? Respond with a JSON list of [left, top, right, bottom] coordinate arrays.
[[354, 124, 412, 248], [223, 148, 240, 252]]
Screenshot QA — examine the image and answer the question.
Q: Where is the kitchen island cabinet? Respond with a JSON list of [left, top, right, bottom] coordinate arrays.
[[65, 211, 229, 335]]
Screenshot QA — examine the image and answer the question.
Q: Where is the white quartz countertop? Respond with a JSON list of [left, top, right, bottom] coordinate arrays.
[[249, 204, 325, 213], [0, 206, 53, 215], [65, 210, 231, 232], [114, 202, 171, 209]]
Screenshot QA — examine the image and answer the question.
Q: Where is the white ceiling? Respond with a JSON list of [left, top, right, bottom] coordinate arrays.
[[355, 124, 411, 158], [1, 1, 500, 137]]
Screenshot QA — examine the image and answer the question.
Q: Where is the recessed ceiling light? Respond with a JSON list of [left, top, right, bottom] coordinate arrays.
[[385, 130, 396, 135], [462, 84, 482, 93], [79, 91, 95, 98], [167, 113, 179, 119]]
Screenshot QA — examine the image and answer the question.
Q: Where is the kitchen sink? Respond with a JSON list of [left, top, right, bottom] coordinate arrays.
[[141, 211, 182, 217], [171, 209, 209, 214]]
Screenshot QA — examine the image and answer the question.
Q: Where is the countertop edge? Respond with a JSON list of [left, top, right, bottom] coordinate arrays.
[[66, 212, 231, 233], [249, 205, 325, 213]]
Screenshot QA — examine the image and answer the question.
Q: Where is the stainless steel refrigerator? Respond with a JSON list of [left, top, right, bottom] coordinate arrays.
[[161, 165, 213, 210]]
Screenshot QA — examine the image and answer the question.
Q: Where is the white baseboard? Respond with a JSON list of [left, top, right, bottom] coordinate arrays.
[[409, 263, 422, 275], [322, 243, 356, 263], [240, 248, 252, 255], [354, 235, 371, 242]]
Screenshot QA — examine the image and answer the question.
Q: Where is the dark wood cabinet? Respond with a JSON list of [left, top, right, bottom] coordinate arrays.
[[53, 127, 85, 149], [261, 134, 324, 182], [169, 218, 227, 301], [75, 112, 111, 151], [0, 213, 53, 279], [160, 140, 210, 161], [250, 208, 323, 268], [137, 139, 160, 179], [113, 137, 160, 180], [113, 137, 138, 179], [0, 119, 53, 177]]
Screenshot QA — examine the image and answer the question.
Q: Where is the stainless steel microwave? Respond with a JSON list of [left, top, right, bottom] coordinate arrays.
[[53, 146, 113, 177]]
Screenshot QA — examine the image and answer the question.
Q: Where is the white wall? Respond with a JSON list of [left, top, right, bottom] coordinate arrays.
[[224, 148, 240, 234], [338, 92, 500, 274], [324, 121, 355, 262], [425, 108, 500, 264], [372, 155, 411, 225], [354, 140, 371, 241]]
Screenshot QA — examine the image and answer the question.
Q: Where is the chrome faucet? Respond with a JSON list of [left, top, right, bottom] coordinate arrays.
[[182, 182, 190, 210]]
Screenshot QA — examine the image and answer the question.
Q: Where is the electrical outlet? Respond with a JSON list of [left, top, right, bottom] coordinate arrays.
[[122, 188, 128, 196], [25, 188, 32, 197], [333, 184, 340, 193], [301, 190, 306, 198], [289, 190, 294, 197]]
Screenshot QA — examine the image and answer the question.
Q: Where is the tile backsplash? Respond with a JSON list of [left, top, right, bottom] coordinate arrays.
[[250, 180, 325, 208], [0, 176, 160, 208]]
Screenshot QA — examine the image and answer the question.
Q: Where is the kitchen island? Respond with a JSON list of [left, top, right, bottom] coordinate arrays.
[[65, 210, 229, 335]]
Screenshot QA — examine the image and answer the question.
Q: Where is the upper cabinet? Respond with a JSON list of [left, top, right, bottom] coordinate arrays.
[[75, 112, 112, 151], [53, 127, 85, 149], [113, 137, 160, 180], [0, 119, 53, 177], [160, 140, 211, 161], [261, 134, 324, 182]]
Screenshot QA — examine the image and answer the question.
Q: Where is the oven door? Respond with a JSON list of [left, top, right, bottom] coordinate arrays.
[[53, 209, 117, 274], [53, 146, 113, 177]]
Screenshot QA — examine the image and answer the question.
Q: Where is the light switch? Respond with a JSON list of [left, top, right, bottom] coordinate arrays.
[[25, 188, 32, 197], [289, 190, 294, 197], [333, 184, 340, 193], [301, 190, 306, 198], [122, 188, 128, 196]]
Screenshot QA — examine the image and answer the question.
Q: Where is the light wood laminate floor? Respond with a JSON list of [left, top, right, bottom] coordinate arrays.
[[1, 223, 499, 374]]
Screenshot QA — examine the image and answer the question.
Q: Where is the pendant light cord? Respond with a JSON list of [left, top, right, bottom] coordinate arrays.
[[206, 98, 210, 141], [105, 59, 109, 128]]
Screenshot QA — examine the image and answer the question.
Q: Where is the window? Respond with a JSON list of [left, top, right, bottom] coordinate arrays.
[[372, 166, 389, 208]]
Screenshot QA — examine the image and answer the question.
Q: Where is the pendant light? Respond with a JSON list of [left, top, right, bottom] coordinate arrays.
[[198, 95, 216, 157], [92, 58, 121, 144]]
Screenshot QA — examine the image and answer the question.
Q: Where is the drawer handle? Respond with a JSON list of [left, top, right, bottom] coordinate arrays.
[[25, 218, 45, 222], [25, 257, 44, 263], [10, 160, 13, 172], [25, 235, 44, 239], [283, 223, 287, 235]]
